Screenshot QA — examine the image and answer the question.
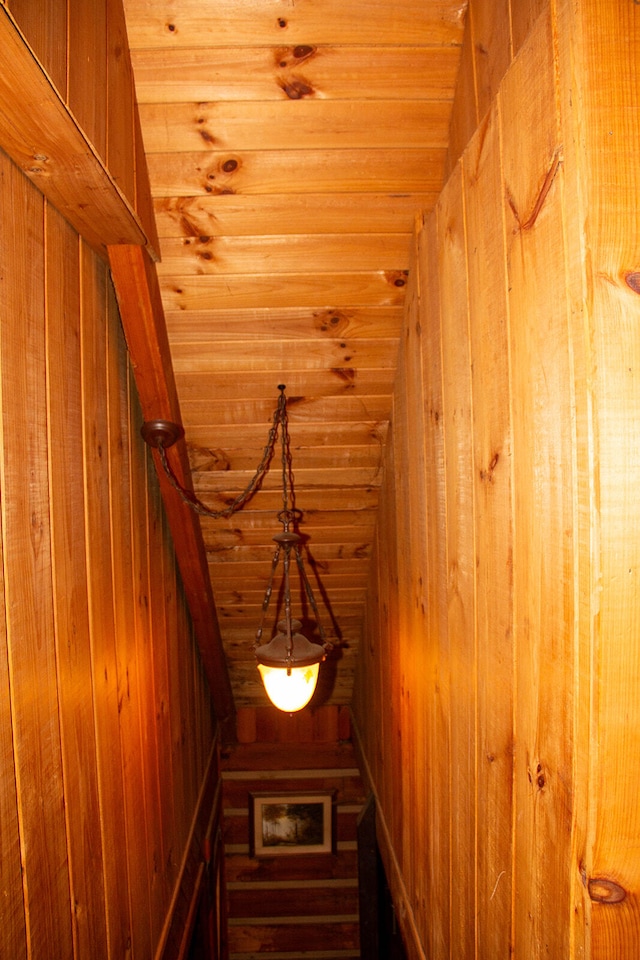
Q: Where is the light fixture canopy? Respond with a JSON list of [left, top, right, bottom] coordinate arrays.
[[142, 385, 331, 712]]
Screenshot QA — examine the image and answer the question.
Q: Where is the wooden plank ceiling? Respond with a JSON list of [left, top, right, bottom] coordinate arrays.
[[122, 0, 467, 709]]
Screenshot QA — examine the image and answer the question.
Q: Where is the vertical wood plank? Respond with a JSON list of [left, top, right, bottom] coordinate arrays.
[[45, 204, 108, 958], [0, 157, 73, 959], [500, 10, 575, 957], [80, 242, 132, 959], [471, 0, 512, 118], [68, 0, 107, 159], [436, 162, 476, 959], [417, 213, 451, 958], [6, 0, 68, 94], [569, 1, 640, 954], [128, 379, 165, 948], [106, 0, 136, 201], [463, 105, 514, 957], [399, 245, 430, 929], [107, 284, 154, 960], [0, 166, 27, 957], [147, 439, 177, 908], [446, 13, 478, 175], [510, 0, 546, 56]]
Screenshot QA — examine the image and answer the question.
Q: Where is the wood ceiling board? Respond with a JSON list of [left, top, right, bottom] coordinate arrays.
[[185, 420, 388, 448], [165, 306, 404, 342], [123, 0, 466, 48], [192, 467, 384, 494], [124, 0, 468, 710], [153, 194, 436, 237], [191, 482, 381, 510], [188, 445, 383, 474], [173, 373, 395, 403], [170, 338, 400, 373], [156, 234, 412, 276], [138, 101, 451, 152], [130, 45, 461, 103], [145, 149, 447, 197], [212, 582, 367, 604], [160, 274, 407, 312], [203, 520, 378, 547]]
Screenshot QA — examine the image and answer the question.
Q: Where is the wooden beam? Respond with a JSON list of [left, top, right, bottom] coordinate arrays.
[[108, 243, 235, 730], [0, 5, 155, 257]]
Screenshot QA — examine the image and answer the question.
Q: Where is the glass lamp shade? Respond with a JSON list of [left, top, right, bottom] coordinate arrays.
[[255, 618, 325, 712], [257, 661, 320, 712]]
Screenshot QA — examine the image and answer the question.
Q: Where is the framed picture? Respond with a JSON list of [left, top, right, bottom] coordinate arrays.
[[249, 791, 335, 858]]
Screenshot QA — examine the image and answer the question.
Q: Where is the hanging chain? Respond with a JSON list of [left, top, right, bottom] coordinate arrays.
[[156, 388, 286, 519]]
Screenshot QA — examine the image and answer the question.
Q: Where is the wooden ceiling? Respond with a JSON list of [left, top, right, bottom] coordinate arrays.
[[122, 0, 467, 710]]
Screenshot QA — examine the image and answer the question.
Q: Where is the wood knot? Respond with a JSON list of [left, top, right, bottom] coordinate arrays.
[[588, 878, 627, 904], [625, 271, 640, 294], [278, 78, 314, 100]]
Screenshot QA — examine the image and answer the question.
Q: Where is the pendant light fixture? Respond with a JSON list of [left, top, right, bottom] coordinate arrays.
[[141, 385, 331, 712]]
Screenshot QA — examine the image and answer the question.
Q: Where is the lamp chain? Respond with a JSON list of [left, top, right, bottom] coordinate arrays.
[[155, 390, 286, 519]]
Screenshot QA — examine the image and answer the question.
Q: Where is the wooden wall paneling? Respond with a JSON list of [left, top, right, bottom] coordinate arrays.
[[106, 0, 137, 202], [5, 0, 68, 93], [109, 300, 154, 959], [403, 240, 430, 941], [469, 0, 512, 118], [0, 156, 28, 960], [128, 371, 165, 947], [80, 241, 133, 958], [376, 423, 400, 843], [388, 362, 412, 871], [394, 251, 430, 925], [46, 205, 109, 957], [0, 526, 25, 958], [500, 10, 576, 957], [134, 105, 161, 259], [158, 740, 221, 960], [436, 162, 476, 959], [147, 442, 178, 908], [416, 213, 450, 959], [163, 509, 190, 882], [445, 7, 478, 177], [462, 104, 514, 956], [0, 157, 74, 958], [551, 5, 592, 952], [68, 0, 107, 161], [510, 0, 547, 57], [567, 0, 640, 953]]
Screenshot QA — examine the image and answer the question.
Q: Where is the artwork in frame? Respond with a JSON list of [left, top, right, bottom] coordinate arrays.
[[249, 791, 335, 858]]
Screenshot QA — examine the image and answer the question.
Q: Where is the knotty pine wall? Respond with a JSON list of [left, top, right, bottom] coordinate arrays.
[[352, 1, 640, 958], [222, 706, 364, 960], [0, 2, 224, 959]]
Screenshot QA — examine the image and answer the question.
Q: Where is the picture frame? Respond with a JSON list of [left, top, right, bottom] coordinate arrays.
[[249, 791, 335, 858]]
